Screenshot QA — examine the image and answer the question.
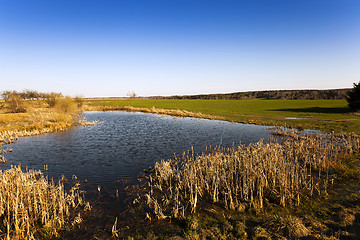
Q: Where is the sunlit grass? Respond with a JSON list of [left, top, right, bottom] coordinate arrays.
[[0, 100, 79, 133], [0, 166, 88, 239], [86, 99, 359, 133], [0, 98, 81, 162], [142, 129, 360, 221]]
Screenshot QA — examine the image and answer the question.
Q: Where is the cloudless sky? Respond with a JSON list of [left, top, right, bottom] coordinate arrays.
[[0, 0, 359, 97]]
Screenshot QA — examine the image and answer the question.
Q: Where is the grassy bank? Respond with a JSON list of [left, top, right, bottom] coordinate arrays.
[[0, 96, 85, 147], [0, 100, 79, 134], [86, 99, 360, 134], [0, 98, 83, 162]]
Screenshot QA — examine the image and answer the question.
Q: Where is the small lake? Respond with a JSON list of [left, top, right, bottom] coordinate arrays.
[[1, 111, 276, 187]]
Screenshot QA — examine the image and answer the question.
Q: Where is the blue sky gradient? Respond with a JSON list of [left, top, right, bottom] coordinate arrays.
[[1, 0, 359, 97]]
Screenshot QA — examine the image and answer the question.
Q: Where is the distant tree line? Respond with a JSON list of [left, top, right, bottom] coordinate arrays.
[[0, 90, 65, 113], [1, 90, 63, 102], [157, 89, 350, 100]]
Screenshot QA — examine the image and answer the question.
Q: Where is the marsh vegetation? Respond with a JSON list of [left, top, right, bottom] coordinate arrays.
[[142, 128, 359, 218], [0, 166, 89, 239], [1, 89, 360, 239], [0, 90, 86, 163], [0, 90, 81, 133], [122, 129, 360, 239]]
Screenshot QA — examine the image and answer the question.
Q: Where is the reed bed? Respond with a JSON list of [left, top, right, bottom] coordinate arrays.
[[0, 166, 88, 239], [143, 130, 360, 220]]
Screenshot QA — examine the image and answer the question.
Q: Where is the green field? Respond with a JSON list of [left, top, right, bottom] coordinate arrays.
[[87, 99, 360, 134]]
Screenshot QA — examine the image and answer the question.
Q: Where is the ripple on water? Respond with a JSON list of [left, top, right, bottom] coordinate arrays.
[[1, 111, 277, 187]]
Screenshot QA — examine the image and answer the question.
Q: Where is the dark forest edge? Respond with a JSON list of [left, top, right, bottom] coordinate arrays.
[[151, 88, 350, 100]]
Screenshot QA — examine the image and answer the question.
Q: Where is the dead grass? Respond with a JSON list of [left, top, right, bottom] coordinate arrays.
[[85, 105, 225, 121], [0, 100, 80, 134], [141, 129, 360, 220], [0, 166, 89, 239], [0, 99, 83, 163], [267, 215, 310, 238]]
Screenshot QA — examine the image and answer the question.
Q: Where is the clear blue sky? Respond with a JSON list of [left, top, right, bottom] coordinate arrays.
[[0, 0, 359, 97]]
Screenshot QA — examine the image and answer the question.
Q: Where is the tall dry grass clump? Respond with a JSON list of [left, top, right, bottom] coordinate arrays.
[[143, 130, 360, 219], [0, 166, 88, 239], [52, 96, 81, 125]]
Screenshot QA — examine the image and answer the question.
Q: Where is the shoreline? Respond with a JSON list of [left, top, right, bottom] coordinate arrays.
[[1, 105, 360, 238], [85, 105, 227, 122], [85, 99, 360, 134]]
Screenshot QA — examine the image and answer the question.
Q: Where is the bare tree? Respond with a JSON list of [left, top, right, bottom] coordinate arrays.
[[127, 91, 137, 99]]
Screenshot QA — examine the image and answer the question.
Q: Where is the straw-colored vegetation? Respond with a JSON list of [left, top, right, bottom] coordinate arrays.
[[141, 129, 360, 221], [0, 166, 89, 239], [0, 90, 92, 239], [0, 90, 85, 163], [0, 93, 81, 134], [88, 105, 224, 121], [2, 90, 360, 238]]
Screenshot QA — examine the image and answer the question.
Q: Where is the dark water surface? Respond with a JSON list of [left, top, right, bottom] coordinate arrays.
[[1, 111, 276, 187]]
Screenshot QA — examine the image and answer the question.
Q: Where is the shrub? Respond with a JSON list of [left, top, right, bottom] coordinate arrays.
[[6, 93, 26, 113], [54, 97, 78, 115], [347, 81, 360, 111], [74, 95, 84, 108], [44, 92, 63, 107]]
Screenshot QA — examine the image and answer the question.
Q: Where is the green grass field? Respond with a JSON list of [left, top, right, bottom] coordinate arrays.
[[87, 99, 360, 134]]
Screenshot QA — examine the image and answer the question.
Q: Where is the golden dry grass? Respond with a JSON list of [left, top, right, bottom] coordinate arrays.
[[142, 129, 360, 220], [85, 105, 225, 121], [0, 99, 82, 163], [0, 166, 88, 239], [0, 100, 81, 163], [0, 100, 79, 134]]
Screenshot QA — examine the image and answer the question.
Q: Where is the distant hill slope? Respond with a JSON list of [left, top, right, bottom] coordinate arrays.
[[157, 89, 350, 100]]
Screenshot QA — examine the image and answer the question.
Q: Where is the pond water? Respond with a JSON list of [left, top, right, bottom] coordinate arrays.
[[1, 111, 276, 187]]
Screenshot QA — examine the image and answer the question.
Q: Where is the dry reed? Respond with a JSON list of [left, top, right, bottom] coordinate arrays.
[[87, 105, 225, 121], [142, 129, 360, 219], [0, 166, 89, 239]]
